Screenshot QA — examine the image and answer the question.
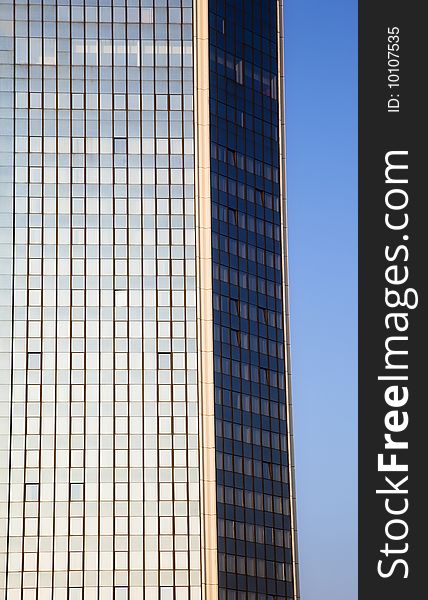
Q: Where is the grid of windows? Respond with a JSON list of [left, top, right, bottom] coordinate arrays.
[[208, 1, 295, 598], [0, 2, 202, 600]]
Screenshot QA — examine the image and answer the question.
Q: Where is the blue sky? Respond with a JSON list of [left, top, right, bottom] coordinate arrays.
[[283, 1, 357, 598]]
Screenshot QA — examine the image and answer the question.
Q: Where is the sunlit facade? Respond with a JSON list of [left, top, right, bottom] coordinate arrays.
[[0, 1, 298, 600]]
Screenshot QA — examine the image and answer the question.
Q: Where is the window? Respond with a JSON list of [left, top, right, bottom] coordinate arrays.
[[28, 352, 41, 370], [114, 137, 127, 154], [70, 483, 84, 501], [158, 352, 171, 370], [25, 483, 39, 502], [114, 588, 128, 600]]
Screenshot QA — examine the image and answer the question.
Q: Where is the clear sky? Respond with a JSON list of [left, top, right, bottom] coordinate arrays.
[[283, 1, 357, 599]]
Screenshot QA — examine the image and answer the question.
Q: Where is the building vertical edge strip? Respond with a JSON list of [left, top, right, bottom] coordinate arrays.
[[277, 2, 300, 599], [0, 7, 14, 597], [193, 1, 218, 599]]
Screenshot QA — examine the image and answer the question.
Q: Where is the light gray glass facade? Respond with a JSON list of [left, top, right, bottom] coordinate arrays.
[[0, 1, 298, 600], [1, 1, 204, 599]]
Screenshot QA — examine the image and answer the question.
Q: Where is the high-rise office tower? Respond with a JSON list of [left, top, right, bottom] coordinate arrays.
[[0, 1, 298, 600]]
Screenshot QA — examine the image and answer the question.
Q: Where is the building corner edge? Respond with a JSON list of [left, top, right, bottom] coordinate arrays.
[[277, 2, 300, 598], [194, 1, 219, 599]]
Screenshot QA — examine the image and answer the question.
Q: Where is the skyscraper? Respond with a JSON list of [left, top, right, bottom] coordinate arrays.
[[0, 1, 298, 600]]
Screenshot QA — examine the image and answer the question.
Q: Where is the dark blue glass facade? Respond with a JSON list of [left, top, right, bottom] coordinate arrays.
[[208, 1, 296, 598]]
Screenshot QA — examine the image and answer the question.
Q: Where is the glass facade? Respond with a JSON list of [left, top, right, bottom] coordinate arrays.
[[0, 1, 203, 600], [208, 0, 296, 598], [0, 1, 298, 600]]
